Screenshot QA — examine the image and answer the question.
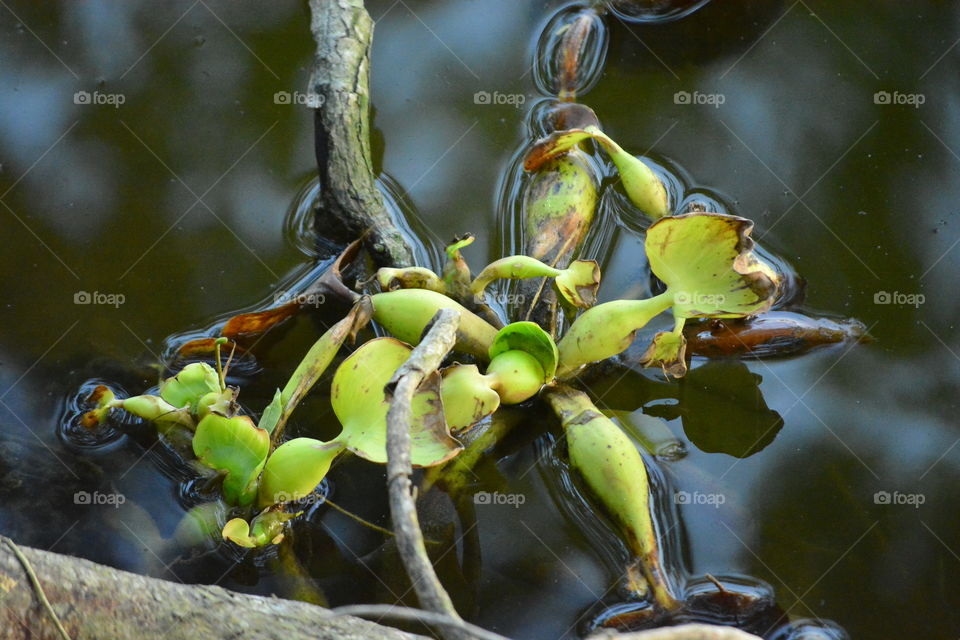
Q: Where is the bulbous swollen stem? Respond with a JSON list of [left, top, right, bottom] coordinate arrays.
[[469, 256, 561, 299], [556, 291, 674, 378], [485, 350, 546, 405]]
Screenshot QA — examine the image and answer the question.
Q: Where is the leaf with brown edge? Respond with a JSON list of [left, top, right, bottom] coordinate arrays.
[[639, 330, 688, 379], [331, 338, 463, 467], [646, 212, 781, 319], [554, 259, 600, 308]]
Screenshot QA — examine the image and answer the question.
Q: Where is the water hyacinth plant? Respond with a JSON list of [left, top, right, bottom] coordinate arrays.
[[83, 203, 781, 583]]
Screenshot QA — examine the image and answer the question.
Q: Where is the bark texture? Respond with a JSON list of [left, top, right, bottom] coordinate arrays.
[[0, 541, 426, 640], [309, 0, 415, 267]]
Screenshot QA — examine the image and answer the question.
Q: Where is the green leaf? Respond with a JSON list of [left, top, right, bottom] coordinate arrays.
[[638, 317, 688, 379], [222, 508, 299, 548], [192, 414, 269, 506], [489, 322, 559, 382], [553, 259, 601, 309], [331, 338, 462, 466], [440, 364, 500, 432], [257, 437, 344, 508], [646, 212, 780, 319], [159, 362, 221, 411], [257, 389, 283, 435], [277, 300, 373, 431]]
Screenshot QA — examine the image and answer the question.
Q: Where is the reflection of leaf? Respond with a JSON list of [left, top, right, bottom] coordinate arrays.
[[675, 361, 783, 458], [331, 338, 462, 466]]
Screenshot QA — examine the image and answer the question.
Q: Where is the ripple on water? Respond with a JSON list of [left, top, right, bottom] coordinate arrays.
[[58, 378, 131, 452], [608, 0, 714, 24]]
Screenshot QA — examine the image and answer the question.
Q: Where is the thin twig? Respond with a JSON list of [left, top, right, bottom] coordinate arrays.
[[2, 537, 73, 640], [331, 605, 510, 640], [323, 498, 396, 539], [384, 308, 467, 640]]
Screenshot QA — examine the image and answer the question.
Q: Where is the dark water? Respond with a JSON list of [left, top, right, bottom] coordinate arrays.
[[1, 1, 959, 638]]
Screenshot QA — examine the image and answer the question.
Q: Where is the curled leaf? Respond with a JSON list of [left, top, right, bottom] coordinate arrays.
[[440, 364, 501, 432], [639, 329, 688, 379], [684, 312, 869, 359], [376, 267, 446, 293], [221, 302, 300, 343], [223, 508, 299, 548], [331, 338, 462, 466], [646, 212, 780, 318], [554, 259, 600, 308], [489, 322, 559, 382], [159, 362, 221, 412], [192, 414, 269, 506]]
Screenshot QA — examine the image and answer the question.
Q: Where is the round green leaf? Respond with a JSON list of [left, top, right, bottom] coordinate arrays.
[[645, 212, 780, 319], [331, 338, 462, 467], [440, 364, 500, 432], [489, 322, 559, 382], [160, 362, 221, 411], [192, 414, 269, 506]]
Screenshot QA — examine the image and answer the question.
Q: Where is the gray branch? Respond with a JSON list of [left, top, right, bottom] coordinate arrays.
[[0, 540, 425, 640], [384, 308, 467, 640]]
